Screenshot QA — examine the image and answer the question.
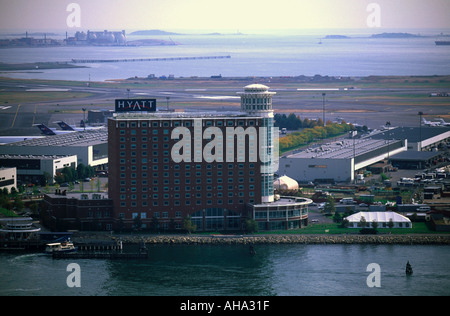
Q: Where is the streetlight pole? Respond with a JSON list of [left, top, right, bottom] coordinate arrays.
[[386, 121, 391, 173], [82, 108, 86, 131], [322, 93, 326, 126], [418, 112, 423, 151]]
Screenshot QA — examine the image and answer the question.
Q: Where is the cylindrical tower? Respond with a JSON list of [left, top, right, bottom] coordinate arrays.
[[238, 84, 276, 203]]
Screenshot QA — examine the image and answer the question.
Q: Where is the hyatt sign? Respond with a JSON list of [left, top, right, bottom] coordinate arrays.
[[115, 99, 156, 112]]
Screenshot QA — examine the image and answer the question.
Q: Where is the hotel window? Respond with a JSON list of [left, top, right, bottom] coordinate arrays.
[[154, 212, 160, 218]]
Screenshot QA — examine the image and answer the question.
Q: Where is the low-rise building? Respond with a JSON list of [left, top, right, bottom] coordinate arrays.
[[0, 167, 16, 192], [41, 192, 113, 231], [345, 211, 412, 228], [0, 154, 77, 185]]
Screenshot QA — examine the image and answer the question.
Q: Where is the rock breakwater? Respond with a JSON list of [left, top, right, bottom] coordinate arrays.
[[112, 234, 450, 245]]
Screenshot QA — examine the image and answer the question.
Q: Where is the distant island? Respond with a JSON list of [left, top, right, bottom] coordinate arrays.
[[324, 35, 350, 39], [370, 32, 423, 38]]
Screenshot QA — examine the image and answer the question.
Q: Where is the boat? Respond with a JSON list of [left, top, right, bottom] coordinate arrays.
[[435, 41, 450, 46], [45, 240, 77, 254], [405, 261, 413, 276]]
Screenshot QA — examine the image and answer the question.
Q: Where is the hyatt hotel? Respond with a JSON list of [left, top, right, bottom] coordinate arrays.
[[108, 84, 311, 231]]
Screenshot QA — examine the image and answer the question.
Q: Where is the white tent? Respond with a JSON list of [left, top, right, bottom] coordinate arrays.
[[345, 211, 412, 228], [274, 175, 299, 190]]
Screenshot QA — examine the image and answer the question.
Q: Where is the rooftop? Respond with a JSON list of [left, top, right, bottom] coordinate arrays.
[[371, 126, 450, 142], [1, 129, 108, 147], [286, 138, 401, 160], [112, 110, 264, 120]]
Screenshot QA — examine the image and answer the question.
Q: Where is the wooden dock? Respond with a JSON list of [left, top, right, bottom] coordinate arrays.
[[52, 251, 148, 260]]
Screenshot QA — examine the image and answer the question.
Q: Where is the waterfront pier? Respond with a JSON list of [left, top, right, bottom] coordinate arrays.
[[71, 55, 231, 63]]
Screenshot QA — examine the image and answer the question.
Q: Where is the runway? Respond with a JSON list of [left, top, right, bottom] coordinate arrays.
[[0, 76, 448, 136]]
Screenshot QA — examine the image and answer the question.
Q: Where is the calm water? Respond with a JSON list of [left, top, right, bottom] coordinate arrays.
[[1, 244, 449, 296], [0, 31, 449, 81]]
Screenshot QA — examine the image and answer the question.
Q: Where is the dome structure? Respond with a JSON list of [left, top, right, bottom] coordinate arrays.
[[244, 83, 270, 92], [274, 175, 299, 190]]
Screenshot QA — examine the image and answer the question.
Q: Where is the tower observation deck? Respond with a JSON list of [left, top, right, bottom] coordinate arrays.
[[238, 84, 277, 203]]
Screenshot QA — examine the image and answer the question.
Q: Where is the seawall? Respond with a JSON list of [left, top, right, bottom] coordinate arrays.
[[112, 234, 450, 245]]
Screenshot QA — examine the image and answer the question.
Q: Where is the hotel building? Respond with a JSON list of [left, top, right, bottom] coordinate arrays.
[[108, 85, 311, 231]]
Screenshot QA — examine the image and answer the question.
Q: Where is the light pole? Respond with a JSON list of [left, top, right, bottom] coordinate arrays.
[[386, 121, 391, 172], [418, 112, 423, 151], [82, 108, 86, 131], [322, 93, 326, 126]]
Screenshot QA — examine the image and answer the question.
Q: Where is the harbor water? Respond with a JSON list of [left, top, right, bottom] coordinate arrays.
[[1, 244, 449, 296], [1, 30, 449, 81]]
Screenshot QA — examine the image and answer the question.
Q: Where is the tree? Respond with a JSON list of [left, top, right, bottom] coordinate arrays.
[[133, 214, 142, 230], [183, 216, 196, 234], [341, 217, 350, 228], [387, 218, 394, 229], [371, 220, 378, 230], [359, 216, 367, 228], [244, 219, 259, 234], [323, 196, 336, 215]]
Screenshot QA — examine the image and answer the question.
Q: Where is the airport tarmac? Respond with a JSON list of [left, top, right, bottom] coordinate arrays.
[[0, 76, 449, 136]]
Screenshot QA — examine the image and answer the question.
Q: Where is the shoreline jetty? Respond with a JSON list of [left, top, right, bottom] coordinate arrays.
[[92, 234, 450, 246]]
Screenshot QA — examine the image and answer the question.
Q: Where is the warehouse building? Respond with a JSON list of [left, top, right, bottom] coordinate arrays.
[[0, 129, 108, 170], [278, 138, 407, 183], [371, 126, 450, 151]]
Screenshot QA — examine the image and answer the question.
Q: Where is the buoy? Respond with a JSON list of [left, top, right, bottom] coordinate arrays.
[[406, 261, 413, 276]]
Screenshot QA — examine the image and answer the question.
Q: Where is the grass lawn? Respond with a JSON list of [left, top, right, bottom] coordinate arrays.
[[0, 207, 18, 217], [256, 222, 446, 235]]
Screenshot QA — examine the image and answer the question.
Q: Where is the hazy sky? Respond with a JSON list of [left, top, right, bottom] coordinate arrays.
[[1, 0, 449, 32]]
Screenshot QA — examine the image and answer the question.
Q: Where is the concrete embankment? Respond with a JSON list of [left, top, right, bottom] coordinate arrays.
[[110, 234, 450, 245]]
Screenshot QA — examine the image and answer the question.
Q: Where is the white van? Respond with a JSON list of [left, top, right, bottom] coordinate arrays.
[[339, 198, 355, 205]]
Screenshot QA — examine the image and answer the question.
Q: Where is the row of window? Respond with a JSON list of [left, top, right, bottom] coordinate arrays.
[[118, 160, 257, 170], [121, 191, 255, 200], [254, 209, 307, 219], [118, 185, 255, 195], [117, 119, 258, 129], [118, 198, 255, 208]]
